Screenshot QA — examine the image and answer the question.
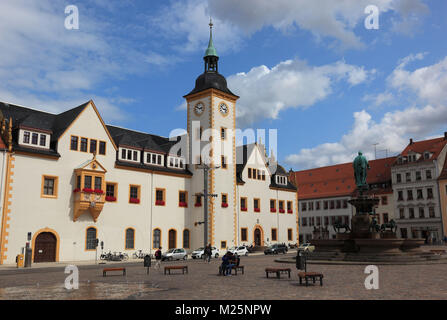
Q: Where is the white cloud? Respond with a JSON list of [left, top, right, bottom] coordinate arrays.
[[153, 0, 429, 53], [0, 0, 147, 123], [286, 55, 447, 170], [228, 59, 374, 127]]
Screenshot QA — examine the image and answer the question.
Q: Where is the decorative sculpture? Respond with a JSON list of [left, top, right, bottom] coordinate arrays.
[[380, 219, 397, 233], [333, 220, 351, 233], [353, 151, 370, 191], [369, 218, 380, 232]]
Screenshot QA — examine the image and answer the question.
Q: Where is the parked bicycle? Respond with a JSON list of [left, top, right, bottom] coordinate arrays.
[[100, 250, 128, 261], [132, 250, 147, 259]]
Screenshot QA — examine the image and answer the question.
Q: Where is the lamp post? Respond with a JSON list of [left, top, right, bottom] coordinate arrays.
[[197, 164, 219, 247]]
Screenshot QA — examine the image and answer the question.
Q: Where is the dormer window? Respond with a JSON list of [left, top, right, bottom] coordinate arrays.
[[119, 147, 140, 163], [145, 152, 164, 166], [276, 175, 287, 185], [167, 156, 185, 169], [20, 129, 50, 149], [424, 152, 430, 160]]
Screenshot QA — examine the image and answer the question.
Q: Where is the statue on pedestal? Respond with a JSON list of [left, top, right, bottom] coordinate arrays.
[[353, 151, 370, 192]]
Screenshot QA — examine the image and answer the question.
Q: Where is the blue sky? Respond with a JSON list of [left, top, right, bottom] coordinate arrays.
[[0, 0, 446, 170]]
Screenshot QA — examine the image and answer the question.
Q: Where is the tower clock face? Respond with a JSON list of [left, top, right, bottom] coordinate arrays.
[[194, 103, 204, 115], [219, 103, 229, 115]]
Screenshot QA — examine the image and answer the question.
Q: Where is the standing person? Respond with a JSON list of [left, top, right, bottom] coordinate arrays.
[[205, 244, 212, 263], [154, 247, 162, 269]]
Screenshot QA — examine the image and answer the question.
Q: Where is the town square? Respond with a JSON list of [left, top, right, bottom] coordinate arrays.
[[0, 0, 446, 310]]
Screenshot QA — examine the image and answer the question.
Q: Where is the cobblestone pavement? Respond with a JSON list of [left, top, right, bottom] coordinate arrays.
[[0, 253, 446, 300]]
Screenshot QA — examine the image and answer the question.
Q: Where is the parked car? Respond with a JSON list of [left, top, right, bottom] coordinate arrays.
[[264, 243, 288, 255], [191, 247, 220, 259], [297, 243, 315, 252], [228, 246, 249, 256], [162, 248, 188, 261]]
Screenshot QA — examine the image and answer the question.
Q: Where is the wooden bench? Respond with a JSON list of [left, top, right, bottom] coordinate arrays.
[[164, 265, 188, 275], [103, 267, 126, 277], [219, 265, 244, 275], [265, 267, 291, 279], [298, 272, 324, 286]]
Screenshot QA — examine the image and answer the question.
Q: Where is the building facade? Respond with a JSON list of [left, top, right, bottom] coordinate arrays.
[[0, 27, 297, 265], [392, 136, 447, 242]]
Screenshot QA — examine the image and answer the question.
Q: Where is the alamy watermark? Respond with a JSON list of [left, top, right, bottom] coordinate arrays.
[[364, 5, 379, 30], [65, 5, 79, 30], [64, 265, 79, 290], [364, 265, 379, 290]]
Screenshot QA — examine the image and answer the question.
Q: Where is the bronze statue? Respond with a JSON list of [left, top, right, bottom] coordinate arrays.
[[353, 151, 370, 190], [369, 218, 380, 232], [333, 219, 351, 233], [380, 219, 397, 233]]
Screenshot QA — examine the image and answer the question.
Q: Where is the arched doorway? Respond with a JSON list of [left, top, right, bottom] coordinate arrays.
[[253, 225, 264, 247], [168, 229, 177, 249], [34, 232, 57, 263]]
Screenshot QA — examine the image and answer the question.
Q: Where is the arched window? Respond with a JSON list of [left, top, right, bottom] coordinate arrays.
[[86, 227, 97, 250], [168, 229, 177, 249], [183, 229, 190, 249], [125, 228, 135, 250], [153, 229, 161, 249]]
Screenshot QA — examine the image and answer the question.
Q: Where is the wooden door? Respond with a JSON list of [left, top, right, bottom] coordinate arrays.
[[34, 232, 57, 263], [168, 230, 176, 249], [254, 229, 261, 246]]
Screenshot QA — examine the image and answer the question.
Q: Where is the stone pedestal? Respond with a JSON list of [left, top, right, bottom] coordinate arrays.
[[380, 231, 397, 239], [351, 214, 373, 239]]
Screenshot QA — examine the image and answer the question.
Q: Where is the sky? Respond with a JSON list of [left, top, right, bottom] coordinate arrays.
[[0, 0, 446, 170]]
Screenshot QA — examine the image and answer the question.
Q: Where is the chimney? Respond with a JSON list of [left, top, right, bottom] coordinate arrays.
[[410, 138, 413, 145]]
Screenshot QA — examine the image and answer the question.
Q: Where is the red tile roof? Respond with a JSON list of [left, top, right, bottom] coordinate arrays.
[[291, 157, 396, 200], [396, 137, 447, 165]]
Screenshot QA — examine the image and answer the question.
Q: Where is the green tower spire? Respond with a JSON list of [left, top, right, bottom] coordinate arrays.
[[204, 18, 218, 58]]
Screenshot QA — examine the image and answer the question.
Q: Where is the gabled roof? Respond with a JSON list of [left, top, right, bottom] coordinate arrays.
[[0, 101, 89, 142], [439, 158, 447, 180], [107, 125, 172, 153], [291, 157, 396, 200], [395, 136, 447, 165]]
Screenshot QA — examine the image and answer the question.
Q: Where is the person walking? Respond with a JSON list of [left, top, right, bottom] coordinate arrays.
[[204, 244, 212, 263], [154, 247, 162, 269]]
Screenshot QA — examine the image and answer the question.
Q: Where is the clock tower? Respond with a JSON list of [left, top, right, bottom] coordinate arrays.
[[184, 19, 239, 250]]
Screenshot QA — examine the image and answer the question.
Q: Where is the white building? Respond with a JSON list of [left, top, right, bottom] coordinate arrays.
[[392, 136, 447, 242], [0, 26, 297, 265]]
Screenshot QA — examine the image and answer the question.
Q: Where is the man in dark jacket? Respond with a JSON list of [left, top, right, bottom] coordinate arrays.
[[204, 244, 212, 263]]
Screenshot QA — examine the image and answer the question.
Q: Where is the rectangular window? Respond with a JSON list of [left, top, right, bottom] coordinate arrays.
[[407, 190, 413, 201], [399, 208, 405, 219], [330, 201, 335, 209], [129, 185, 140, 203], [416, 171, 421, 181], [155, 189, 165, 205], [39, 134, 46, 147], [221, 127, 226, 140], [241, 197, 247, 211], [302, 217, 307, 226], [398, 191, 403, 201], [94, 177, 102, 191], [417, 189, 423, 200], [42, 176, 58, 197], [241, 228, 248, 242], [324, 201, 328, 210], [316, 217, 321, 226], [324, 216, 329, 226], [133, 150, 138, 161], [279, 200, 284, 213], [287, 201, 293, 213], [90, 139, 97, 154], [23, 131, 30, 144], [270, 199, 276, 211], [381, 196, 388, 205], [396, 174, 402, 183], [32, 133, 38, 145], [106, 183, 117, 201], [221, 156, 227, 169], [254, 198, 260, 211], [76, 175, 81, 189], [336, 200, 341, 209], [406, 172, 411, 182], [80, 138, 88, 152], [409, 208, 415, 219], [418, 208, 424, 218], [127, 150, 132, 160], [84, 176, 92, 189], [429, 207, 435, 218], [248, 168, 252, 179], [70, 136, 78, 151], [426, 170, 432, 180], [427, 188, 433, 199], [271, 228, 277, 241], [301, 202, 307, 211], [287, 229, 293, 241], [195, 194, 202, 206], [99, 141, 106, 155], [221, 241, 226, 249], [221, 194, 228, 206], [179, 191, 188, 207]]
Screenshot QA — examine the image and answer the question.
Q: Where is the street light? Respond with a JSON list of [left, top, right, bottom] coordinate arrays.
[[197, 164, 220, 248]]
